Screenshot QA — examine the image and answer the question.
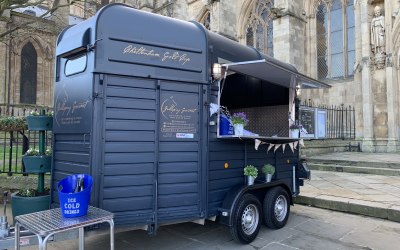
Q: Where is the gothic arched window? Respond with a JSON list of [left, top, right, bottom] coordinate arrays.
[[20, 42, 37, 104], [245, 0, 274, 56], [316, 0, 355, 80], [200, 11, 211, 30]]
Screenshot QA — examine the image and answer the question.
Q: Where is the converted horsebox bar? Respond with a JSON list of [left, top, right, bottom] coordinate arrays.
[[52, 4, 329, 243]]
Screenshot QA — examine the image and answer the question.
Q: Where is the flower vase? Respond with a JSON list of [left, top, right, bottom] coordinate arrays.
[[234, 124, 244, 136], [265, 174, 272, 183], [247, 176, 255, 185], [291, 129, 299, 138]]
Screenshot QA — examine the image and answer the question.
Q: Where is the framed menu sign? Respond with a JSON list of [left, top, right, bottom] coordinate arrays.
[[160, 92, 199, 140]]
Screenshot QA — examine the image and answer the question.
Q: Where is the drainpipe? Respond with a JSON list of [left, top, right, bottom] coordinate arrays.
[[7, 37, 12, 113]]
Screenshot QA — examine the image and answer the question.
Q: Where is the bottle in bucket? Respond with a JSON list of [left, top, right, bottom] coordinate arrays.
[[58, 174, 92, 218]]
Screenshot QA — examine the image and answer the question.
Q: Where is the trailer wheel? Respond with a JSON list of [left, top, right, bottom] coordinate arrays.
[[230, 194, 262, 244], [263, 186, 290, 229]]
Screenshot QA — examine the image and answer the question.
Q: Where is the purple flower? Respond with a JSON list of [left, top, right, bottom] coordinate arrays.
[[231, 112, 249, 126]]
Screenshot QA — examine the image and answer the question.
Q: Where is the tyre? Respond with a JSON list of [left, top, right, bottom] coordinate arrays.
[[230, 193, 262, 244], [263, 186, 290, 229]]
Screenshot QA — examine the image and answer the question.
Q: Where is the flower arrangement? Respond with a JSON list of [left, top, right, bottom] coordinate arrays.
[[29, 110, 53, 116], [231, 112, 249, 126], [24, 148, 52, 156], [244, 165, 258, 178]]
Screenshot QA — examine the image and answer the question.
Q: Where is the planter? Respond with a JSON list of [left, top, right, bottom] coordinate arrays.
[[11, 192, 50, 221], [26, 115, 53, 131], [22, 155, 51, 173], [290, 129, 299, 138], [265, 174, 272, 182], [234, 124, 244, 136], [247, 176, 255, 185]]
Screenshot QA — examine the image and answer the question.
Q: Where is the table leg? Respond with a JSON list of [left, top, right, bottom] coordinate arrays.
[[37, 235, 45, 250], [108, 219, 115, 250], [42, 234, 54, 250], [79, 227, 85, 250], [14, 222, 20, 250]]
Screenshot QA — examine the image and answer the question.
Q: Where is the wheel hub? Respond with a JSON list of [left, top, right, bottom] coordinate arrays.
[[274, 195, 288, 222], [241, 204, 259, 235]]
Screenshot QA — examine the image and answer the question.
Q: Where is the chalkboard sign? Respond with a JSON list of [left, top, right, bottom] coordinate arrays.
[[300, 108, 315, 135]]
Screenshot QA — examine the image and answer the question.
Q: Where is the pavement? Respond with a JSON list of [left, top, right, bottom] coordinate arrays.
[[2, 151, 400, 249], [3, 205, 396, 250], [295, 152, 400, 222]]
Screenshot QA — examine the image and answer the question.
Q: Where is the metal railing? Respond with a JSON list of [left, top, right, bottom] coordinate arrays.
[[300, 100, 355, 139], [0, 104, 53, 176]]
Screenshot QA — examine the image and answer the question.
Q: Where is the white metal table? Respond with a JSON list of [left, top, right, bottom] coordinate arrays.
[[14, 206, 114, 250]]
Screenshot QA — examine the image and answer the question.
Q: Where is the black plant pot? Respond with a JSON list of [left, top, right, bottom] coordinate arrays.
[[11, 192, 50, 223], [22, 155, 51, 174], [26, 115, 53, 131]]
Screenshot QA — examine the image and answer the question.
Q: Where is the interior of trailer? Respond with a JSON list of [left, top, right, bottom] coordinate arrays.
[[219, 73, 291, 138], [215, 59, 330, 140]]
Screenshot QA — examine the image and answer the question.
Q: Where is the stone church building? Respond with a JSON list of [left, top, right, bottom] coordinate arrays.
[[0, 0, 400, 152]]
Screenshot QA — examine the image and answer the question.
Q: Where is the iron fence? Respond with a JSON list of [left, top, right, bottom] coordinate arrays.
[[0, 104, 53, 175], [300, 100, 355, 139]]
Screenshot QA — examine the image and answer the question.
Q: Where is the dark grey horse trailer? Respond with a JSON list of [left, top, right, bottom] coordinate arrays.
[[52, 4, 329, 243]]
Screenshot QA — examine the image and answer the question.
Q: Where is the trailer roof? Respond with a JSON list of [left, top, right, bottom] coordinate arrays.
[[222, 59, 331, 89]]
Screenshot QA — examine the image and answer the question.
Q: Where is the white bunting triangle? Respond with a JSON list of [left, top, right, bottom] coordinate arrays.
[[254, 139, 263, 150], [299, 139, 305, 147], [274, 144, 281, 153], [282, 144, 286, 153], [289, 142, 294, 153], [267, 144, 274, 153], [293, 141, 298, 149]]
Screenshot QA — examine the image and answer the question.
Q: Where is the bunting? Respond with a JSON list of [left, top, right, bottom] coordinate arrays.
[[267, 144, 274, 153], [252, 138, 303, 154], [254, 139, 266, 150], [274, 144, 281, 153], [289, 142, 294, 153]]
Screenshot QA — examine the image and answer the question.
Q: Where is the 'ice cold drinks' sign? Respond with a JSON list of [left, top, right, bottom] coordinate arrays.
[[64, 197, 80, 215]]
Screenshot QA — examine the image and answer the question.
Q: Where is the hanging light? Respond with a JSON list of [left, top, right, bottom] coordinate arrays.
[[296, 83, 301, 96], [212, 63, 222, 80]]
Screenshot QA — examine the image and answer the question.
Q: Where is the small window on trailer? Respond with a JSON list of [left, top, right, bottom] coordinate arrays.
[[65, 53, 87, 76]]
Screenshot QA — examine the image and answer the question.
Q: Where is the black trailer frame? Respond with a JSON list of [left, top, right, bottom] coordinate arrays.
[[52, 3, 328, 243]]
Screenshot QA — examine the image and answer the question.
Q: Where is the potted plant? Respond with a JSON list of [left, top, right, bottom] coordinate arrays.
[[244, 165, 258, 185], [289, 123, 300, 138], [26, 110, 53, 131], [22, 148, 52, 173], [0, 116, 27, 131], [11, 110, 53, 220], [262, 164, 275, 182], [231, 112, 249, 136]]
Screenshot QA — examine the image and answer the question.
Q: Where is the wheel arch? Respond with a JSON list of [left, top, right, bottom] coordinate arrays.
[[218, 181, 293, 227]]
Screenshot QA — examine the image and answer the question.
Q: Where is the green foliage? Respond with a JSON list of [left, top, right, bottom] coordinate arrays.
[[29, 110, 53, 116], [45, 148, 52, 156], [24, 148, 39, 156], [262, 164, 275, 175], [244, 165, 258, 178], [17, 187, 50, 197], [24, 147, 52, 156], [0, 116, 27, 131]]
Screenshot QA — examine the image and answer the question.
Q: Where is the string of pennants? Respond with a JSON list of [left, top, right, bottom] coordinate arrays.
[[254, 139, 305, 153]]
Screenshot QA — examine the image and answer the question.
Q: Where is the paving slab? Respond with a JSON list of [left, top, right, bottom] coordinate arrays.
[[296, 170, 400, 222]]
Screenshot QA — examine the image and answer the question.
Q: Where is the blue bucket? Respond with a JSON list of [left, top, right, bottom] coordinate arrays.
[[58, 174, 93, 218], [220, 114, 234, 135]]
